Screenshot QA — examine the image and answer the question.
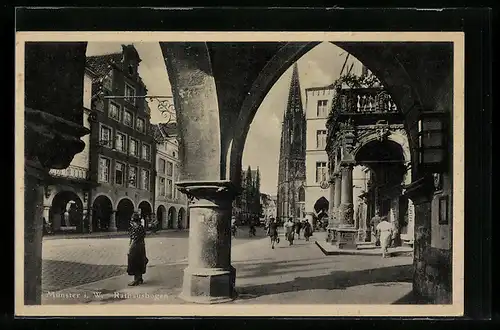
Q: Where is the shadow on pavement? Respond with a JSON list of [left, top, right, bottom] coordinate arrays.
[[42, 260, 126, 292], [236, 264, 413, 300]]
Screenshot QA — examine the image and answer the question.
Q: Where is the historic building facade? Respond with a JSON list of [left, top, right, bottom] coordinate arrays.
[[41, 68, 98, 234], [152, 123, 189, 230], [304, 59, 365, 227], [276, 64, 307, 222], [233, 167, 261, 224], [325, 71, 414, 247], [87, 45, 156, 232]]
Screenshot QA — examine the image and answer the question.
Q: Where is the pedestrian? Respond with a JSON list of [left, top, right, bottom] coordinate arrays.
[[127, 212, 149, 286], [268, 218, 279, 249], [376, 216, 393, 258], [231, 216, 238, 237], [249, 217, 256, 237], [295, 219, 302, 239], [303, 219, 313, 241], [370, 211, 383, 247], [284, 218, 295, 246]]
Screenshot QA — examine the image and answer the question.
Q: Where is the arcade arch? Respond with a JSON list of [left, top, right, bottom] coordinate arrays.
[[156, 204, 167, 229], [167, 206, 176, 229], [92, 195, 113, 232], [116, 198, 134, 231], [50, 190, 84, 232]]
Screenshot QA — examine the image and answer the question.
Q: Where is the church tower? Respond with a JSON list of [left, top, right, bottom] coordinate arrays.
[[276, 63, 307, 221]]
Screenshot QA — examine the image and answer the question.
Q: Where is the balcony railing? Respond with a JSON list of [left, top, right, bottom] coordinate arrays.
[[49, 165, 89, 180], [333, 88, 398, 114]]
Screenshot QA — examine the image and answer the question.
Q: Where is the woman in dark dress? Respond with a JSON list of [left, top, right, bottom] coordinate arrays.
[[127, 212, 149, 286], [303, 219, 313, 241]]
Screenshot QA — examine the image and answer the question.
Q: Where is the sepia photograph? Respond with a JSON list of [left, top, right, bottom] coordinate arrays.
[[15, 31, 464, 317]]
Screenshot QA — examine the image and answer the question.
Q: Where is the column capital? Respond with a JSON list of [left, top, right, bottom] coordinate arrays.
[[177, 180, 239, 203]]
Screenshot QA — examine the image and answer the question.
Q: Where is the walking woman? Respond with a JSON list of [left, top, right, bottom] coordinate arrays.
[[268, 218, 279, 249], [127, 212, 149, 286], [284, 218, 295, 246], [303, 219, 313, 242]]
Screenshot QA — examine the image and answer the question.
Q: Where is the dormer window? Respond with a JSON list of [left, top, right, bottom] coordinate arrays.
[[128, 64, 135, 76]]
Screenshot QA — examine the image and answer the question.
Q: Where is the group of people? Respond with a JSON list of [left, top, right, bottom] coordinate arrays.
[[265, 217, 313, 249]]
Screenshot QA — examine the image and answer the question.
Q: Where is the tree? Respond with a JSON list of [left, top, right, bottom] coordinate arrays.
[[244, 166, 253, 221]]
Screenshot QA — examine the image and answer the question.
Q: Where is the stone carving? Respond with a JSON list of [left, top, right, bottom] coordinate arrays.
[[338, 203, 354, 226]]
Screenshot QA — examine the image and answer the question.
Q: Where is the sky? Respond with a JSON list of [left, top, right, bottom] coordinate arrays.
[[86, 42, 363, 196]]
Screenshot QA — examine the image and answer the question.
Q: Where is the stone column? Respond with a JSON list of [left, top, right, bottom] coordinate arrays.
[[177, 181, 237, 303], [23, 43, 89, 305], [82, 208, 88, 234], [109, 210, 117, 232], [326, 180, 335, 242], [339, 164, 354, 227], [43, 205, 52, 234], [24, 161, 47, 305], [333, 173, 342, 223]]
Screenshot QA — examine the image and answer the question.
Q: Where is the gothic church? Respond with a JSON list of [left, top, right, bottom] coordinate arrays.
[[276, 63, 307, 221]]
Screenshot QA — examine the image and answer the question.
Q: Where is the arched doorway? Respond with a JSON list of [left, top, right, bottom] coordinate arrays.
[[50, 191, 84, 233], [92, 195, 113, 232], [138, 201, 152, 229], [314, 196, 329, 229], [178, 207, 186, 229], [167, 206, 176, 229], [156, 205, 166, 229], [355, 139, 408, 246], [116, 198, 134, 231]]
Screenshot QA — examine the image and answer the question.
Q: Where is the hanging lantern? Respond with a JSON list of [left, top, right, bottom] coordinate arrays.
[[417, 111, 449, 172]]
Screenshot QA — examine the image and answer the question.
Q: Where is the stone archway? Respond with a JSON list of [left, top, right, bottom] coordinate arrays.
[[138, 200, 152, 229], [116, 198, 134, 231], [178, 207, 187, 229], [92, 195, 113, 232], [156, 205, 166, 229], [167, 206, 176, 229], [50, 190, 84, 233]]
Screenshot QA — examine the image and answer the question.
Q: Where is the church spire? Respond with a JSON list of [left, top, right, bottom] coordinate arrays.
[[286, 63, 303, 115]]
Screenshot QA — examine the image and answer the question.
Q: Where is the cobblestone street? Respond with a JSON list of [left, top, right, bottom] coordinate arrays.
[[42, 227, 267, 292], [42, 228, 414, 305]]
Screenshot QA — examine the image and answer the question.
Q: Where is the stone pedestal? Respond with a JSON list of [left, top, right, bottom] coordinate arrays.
[[109, 210, 117, 232], [177, 180, 237, 304], [332, 227, 358, 250]]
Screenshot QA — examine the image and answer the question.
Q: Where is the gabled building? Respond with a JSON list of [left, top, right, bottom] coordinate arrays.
[[151, 123, 189, 230], [86, 44, 156, 232]]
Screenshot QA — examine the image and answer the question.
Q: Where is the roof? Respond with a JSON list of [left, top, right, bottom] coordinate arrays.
[[85, 52, 123, 78], [151, 122, 178, 143]]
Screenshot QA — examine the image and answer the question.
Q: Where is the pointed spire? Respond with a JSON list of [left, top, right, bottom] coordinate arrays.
[[286, 63, 303, 115]]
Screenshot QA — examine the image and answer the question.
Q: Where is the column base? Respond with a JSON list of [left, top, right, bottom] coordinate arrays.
[[179, 266, 236, 304], [332, 227, 358, 250], [108, 227, 118, 232]]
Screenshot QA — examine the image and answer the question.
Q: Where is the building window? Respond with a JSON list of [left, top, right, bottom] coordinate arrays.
[[316, 162, 328, 183], [136, 117, 146, 133], [125, 83, 136, 105], [158, 158, 166, 175], [141, 144, 151, 161], [159, 177, 166, 196], [115, 162, 124, 185], [124, 110, 133, 127], [316, 130, 327, 149], [141, 169, 150, 190], [98, 157, 110, 183], [317, 100, 328, 117], [103, 71, 113, 90], [115, 132, 127, 153], [99, 125, 112, 147], [129, 138, 139, 157], [166, 161, 174, 177], [108, 102, 121, 121], [128, 166, 137, 188], [166, 179, 173, 198]]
